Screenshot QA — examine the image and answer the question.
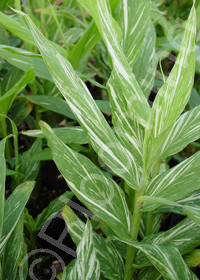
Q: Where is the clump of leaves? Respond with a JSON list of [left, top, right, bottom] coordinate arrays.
[[1, 0, 200, 279]]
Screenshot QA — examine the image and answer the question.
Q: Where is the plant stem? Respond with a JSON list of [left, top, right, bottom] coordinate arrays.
[[145, 211, 155, 236], [124, 191, 142, 280], [0, 117, 11, 159]]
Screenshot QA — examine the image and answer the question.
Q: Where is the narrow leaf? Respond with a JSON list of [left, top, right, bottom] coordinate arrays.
[[143, 5, 196, 172], [23, 11, 139, 189], [0, 181, 34, 256], [41, 121, 131, 240], [0, 138, 7, 239], [119, 0, 150, 66], [0, 69, 35, 115], [62, 205, 124, 280], [144, 151, 200, 209], [68, 221, 100, 280]]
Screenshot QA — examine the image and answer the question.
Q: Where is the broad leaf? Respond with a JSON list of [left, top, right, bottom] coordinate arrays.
[[68, 221, 100, 280], [143, 5, 196, 172], [0, 181, 34, 256], [23, 12, 139, 189], [41, 121, 131, 240]]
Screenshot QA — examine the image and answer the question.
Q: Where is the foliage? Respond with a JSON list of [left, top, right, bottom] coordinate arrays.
[[0, 0, 200, 279]]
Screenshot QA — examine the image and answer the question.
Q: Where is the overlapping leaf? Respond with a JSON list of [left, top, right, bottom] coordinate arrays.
[[133, 21, 157, 98], [0, 181, 34, 256], [41, 121, 131, 240], [159, 105, 200, 159], [78, 0, 150, 128], [119, 0, 150, 67], [143, 5, 196, 172], [62, 205, 124, 280], [143, 151, 200, 210], [22, 11, 139, 189], [68, 221, 100, 280], [117, 237, 197, 280], [135, 218, 200, 267]]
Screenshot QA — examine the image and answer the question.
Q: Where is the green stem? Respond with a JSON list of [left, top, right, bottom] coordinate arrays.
[[0, 118, 11, 159], [125, 191, 142, 280], [145, 212, 155, 236]]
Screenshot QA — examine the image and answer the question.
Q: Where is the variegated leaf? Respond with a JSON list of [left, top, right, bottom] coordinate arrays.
[[68, 221, 100, 280], [135, 267, 162, 280], [117, 238, 197, 280], [135, 218, 200, 267], [143, 5, 196, 173], [21, 11, 139, 189], [41, 121, 131, 240], [0, 138, 6, 239], [144, 151, 200, 210], [62, 205, 124, 280], [1, 215, 23, 280], [160, 105, 200, 159], [78, 0, 150, 128], [133, 21, 157, 98], [119, 0, 150, 67], [0, 181, 34, 256]]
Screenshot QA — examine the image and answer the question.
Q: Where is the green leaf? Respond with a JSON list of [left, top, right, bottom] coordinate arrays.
[[135, 267, 162, 280], [144, 151, 200, 210], [143, 5, 196, 172], [158, 105, 200, 159], [23, 12, 139, 189], [68, 220, 100, 280], [68, 0, 120, 69], [35, 191, 73, 229], [22, 126, 88, 144], [0, 11, 66, 57], [117, 238, 198, 280], [119, 0, 150, 67], [0, 181, 34, 256], [0, 138, 7, 239], [1, 215, 23, 280], [79, 0, 150, 127], [18, 138, 42, 182], [135, 217, 200, 267], [133, 21, 157, 98], [0, 45, 52, 81], [62, 205, 124, 280], [0, 69, 35, 115], [41, 121, 131, 240], [24, 95, 76, 120]]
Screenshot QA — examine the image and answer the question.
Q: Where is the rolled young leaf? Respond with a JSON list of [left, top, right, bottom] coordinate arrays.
[[62, 205, 124, 280], [41, 121, 131, 240], [68, 220, 100, 280], [143, 4, 196, 173]]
